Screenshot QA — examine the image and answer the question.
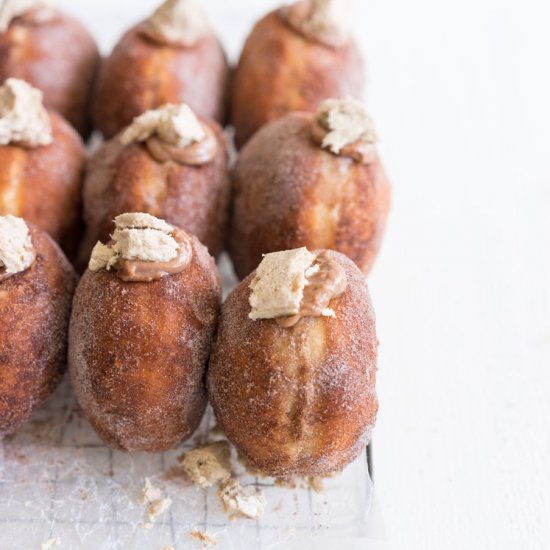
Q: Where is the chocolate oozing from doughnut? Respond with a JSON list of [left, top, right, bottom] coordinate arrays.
[[145, 124, 218, 165], [88, 213, 193, 283], [276, 250, 347, 328], [119, 103, 218, 166], [114, 229, 192, 282]]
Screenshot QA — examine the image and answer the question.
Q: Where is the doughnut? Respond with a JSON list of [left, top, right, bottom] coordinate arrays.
[[208, 247, 378, 476], [0, 0, 99, 137], [229, 97, 391, 278], [0, 79, 86, 259], [0, 215, 76, 437], [78, 103, 229, 270], [69, 213, 221, 452], [231, 0, 364, 148], [93, 0, 229, 139]]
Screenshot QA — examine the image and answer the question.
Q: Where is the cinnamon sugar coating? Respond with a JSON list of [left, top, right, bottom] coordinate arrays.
[[69, 233, 221, 452], [78, 118, 229, 270], [0, 110, 86, 259], [0, 223, 77, 437], [231, 7, 364, 149], [229, 112, 391, 279], [207, 250, 378, 477], [92, 22, 229, 139], [0, 7, 99, 137]]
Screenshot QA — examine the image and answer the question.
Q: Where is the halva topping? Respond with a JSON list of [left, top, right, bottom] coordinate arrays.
[[88, 212, 192, 282], [0, 215, 35, 280], [0, 78, 52, 147]]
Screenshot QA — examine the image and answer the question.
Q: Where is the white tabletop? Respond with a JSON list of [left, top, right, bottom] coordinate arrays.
[[60, 1, 550, 548]]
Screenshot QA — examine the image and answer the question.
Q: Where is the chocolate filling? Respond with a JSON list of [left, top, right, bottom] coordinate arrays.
[[311, 119, 376, 164], [110, 228, 192, 283], [277, 250, 348, 328], [145, 124, 218, 166]]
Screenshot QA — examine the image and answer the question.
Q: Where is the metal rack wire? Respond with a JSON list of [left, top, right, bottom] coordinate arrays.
[[0, 377, 373, 550]]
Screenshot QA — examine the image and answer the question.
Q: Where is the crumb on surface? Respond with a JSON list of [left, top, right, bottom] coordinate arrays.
[[274, 474, 332, 493], [139, 477, 172, 528], [190, 529, 218, 546], [179, 441, 232, 488], [40, 537, 60, 550], [217, 479, 265, 520]]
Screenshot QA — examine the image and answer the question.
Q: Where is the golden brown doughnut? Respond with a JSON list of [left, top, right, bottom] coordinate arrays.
[[77, 111, 229, 270], [0, 218, 77, 437], [0, 6, 100, 137], [69, 214, 221, 452], [231, 1, 364, 148], [0, 108, 86, 260], [229, 108, 391, 279], [92, 2, 229, 139], [208, 248, 378, 476]]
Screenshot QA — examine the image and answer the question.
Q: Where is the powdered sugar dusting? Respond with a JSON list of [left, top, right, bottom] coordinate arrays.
[[1, 253, 374, 546], [69, 234, 221, 452], [229, 112, 390, 277], [208, 250, 378, 476]]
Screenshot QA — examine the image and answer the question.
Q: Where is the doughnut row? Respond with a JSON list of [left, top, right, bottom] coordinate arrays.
[[0, 0, 388, 478]]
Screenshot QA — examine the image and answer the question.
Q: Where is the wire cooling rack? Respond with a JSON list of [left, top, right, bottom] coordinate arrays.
[[0, 256, 376, 550]]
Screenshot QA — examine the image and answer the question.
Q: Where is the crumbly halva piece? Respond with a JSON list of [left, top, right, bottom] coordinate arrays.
[[217, 479, 265, 520], [317, 96, 377, 154], [0, 78, 52, 146], [0, 215, 35, 274], [120, 103, 206, 149], [190, 529, 217, 547], [115, 212, 174, 233], [249, 248, 317, 320], [146, 0, 210, 46], [249, 248, 338, 321], [139, 477, 172, 529], [275, 475, 325, 493], [299, 0, 352, 45], [180, 441, 232, 488], [0, 0, 53, 33], [40, 537, 60, 550], [89, 213, 180, 271], [139, 477, 162, 504]]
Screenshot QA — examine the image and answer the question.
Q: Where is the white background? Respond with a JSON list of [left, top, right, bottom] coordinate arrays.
[[59, 1, 550, 548]]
